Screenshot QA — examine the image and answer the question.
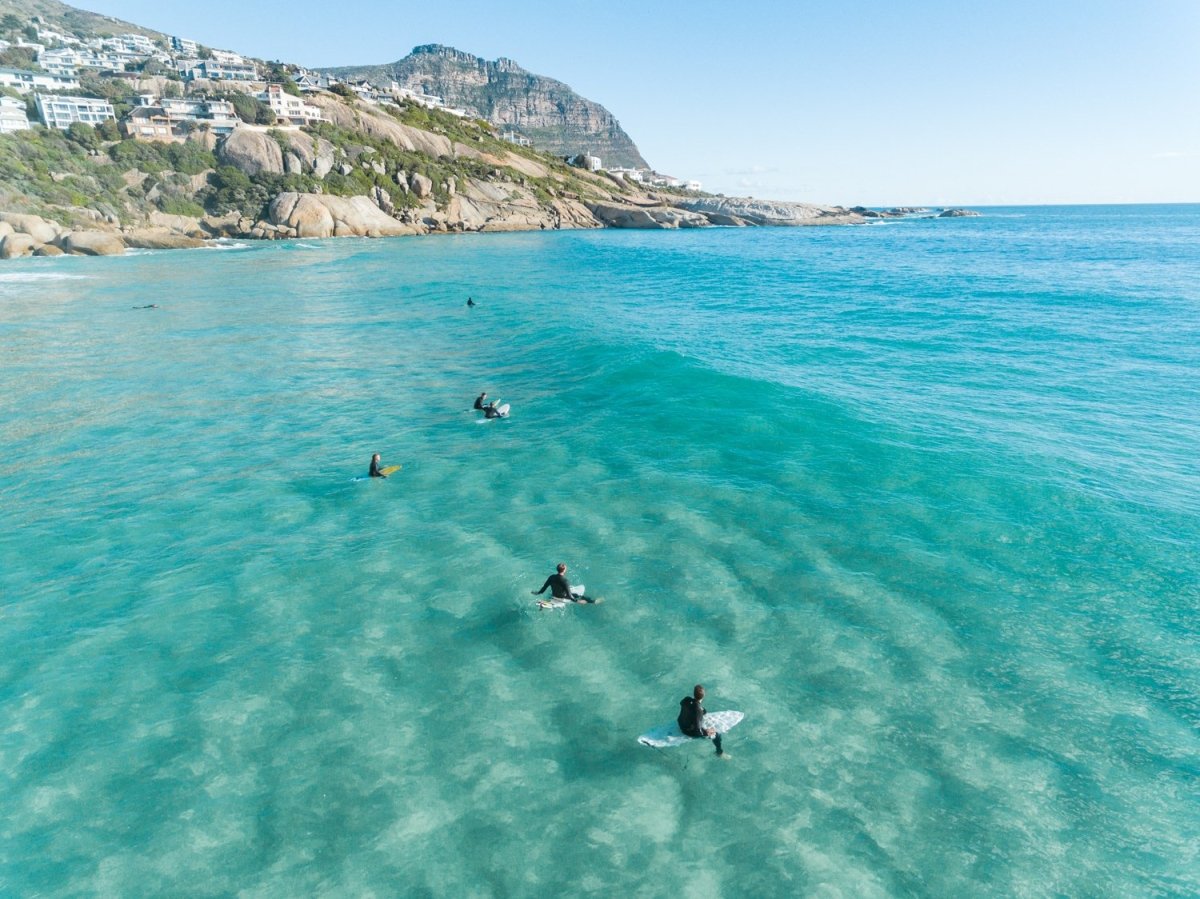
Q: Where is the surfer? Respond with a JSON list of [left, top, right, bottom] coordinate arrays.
[[679, 684, 723, 755], [474, 392, 488, 410], [532, 563, 595, 604], [368, 453, 389, 478], [484, 401, 506, 419], [466, 297, 476, 307]]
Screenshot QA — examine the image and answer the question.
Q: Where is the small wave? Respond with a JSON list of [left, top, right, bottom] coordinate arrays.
[[200, 241, 252, 251], [0, 272, 89, 283]]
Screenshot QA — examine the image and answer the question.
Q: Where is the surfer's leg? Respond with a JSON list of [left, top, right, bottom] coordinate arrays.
[[712, 733, 724, 755]]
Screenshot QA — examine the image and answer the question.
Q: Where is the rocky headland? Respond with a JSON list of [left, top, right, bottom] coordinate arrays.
[[328, 45, 649, 170], [0, 87, 879, 259]]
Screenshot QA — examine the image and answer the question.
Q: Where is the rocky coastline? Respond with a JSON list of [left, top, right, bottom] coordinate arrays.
[[0, 87, 976, 261], [0, 189, 982, 259]]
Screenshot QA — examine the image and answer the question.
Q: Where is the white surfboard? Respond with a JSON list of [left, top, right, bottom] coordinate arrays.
[[476, 403, 511, 423], [536, 584, 585, 609], [638, 710, 744, 748]]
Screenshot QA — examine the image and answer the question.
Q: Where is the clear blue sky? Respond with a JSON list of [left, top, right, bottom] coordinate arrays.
[[79, 0, 1200, 205]]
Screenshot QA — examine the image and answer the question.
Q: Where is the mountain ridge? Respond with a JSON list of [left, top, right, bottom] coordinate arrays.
[[326, 44, 649, 169]]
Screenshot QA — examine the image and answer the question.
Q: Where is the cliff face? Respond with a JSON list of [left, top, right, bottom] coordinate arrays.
[[328, 45, 649, 169]]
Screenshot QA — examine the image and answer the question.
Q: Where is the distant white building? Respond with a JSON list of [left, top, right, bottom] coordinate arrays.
[[608, 166, 644, 183], [257, 83, 325, 125], [41, 47, 133, 73], [685, 180, 702, 191], [566, 153, 601, 171], [0, 67, 79, 94], [35, 93, 115, 129], [181, 59, 259, 82], [0, 96, 30, 133], [36, 28, 80, 47], [171, 36, 199, 56], [209, 49, 246, 65], [104, 34, 157, 56]]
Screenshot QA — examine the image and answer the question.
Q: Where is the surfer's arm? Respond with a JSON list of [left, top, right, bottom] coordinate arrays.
[[532, 577, 552, 595]]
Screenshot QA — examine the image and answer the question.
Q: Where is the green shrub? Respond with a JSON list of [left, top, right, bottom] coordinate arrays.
[[66, 122, 100, 150], [157, 196, 205, 217], [166, 141, 215, 175]]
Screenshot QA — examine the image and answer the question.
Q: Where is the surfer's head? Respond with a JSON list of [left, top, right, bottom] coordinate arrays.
[[557, 563, 567, 574], [694, 684, 705, 700], [372, 453, 381, 463]]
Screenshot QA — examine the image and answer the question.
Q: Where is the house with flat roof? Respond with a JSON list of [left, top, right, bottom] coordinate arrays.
[[36, 27, 80, 47], [103, 34, 157, 56], [181, 59, 260, 82], [209, 49, 246, 65], [35, 93, 115, 129], [0, 67, 80, 94], [608, 166, 645, 183], [40, 47, 127, 73], [122, 94, 241, 141], [257, 83, 325, 126], [0, 96, 30, 133]]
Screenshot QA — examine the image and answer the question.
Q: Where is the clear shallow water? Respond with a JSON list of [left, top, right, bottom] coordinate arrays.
[[2, 207, 1199, 896]]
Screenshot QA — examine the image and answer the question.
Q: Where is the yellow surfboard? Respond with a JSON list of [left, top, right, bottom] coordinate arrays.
[[380, 465, 402, 476]]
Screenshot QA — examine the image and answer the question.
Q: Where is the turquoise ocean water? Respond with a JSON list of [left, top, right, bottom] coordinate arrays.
[[2, 206, 1198, 896]]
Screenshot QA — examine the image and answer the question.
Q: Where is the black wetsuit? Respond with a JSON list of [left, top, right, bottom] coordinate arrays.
[[535, 572, 596, 603], [369, 458, 386, 478], [485, 403, 504, 418], [474, 395, 487, 410], [536, 573, 573, 600], [679, 696, 723, 753]]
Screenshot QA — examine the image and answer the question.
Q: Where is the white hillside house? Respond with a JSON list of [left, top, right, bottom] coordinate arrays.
[[258, 83, 325, 126], [0, 67, 79, 93], [0, 96, 30, 133], [35, 94, 115, 129]]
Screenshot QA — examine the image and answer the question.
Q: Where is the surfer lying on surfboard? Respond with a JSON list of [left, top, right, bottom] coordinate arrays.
[[680, 684, 724, 755], [532, 563, 596, 604]]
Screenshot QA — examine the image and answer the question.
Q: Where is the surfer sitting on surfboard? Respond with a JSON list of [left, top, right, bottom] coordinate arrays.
[[474, 392, 488, 410], [680, 685, 723, 755], [532, 563, 595, 604], [369, 453, 389, 478], [484, 401, 507, 419]]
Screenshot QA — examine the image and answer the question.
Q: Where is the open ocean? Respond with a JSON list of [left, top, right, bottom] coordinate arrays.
[[2, 206, 1198, 897]]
